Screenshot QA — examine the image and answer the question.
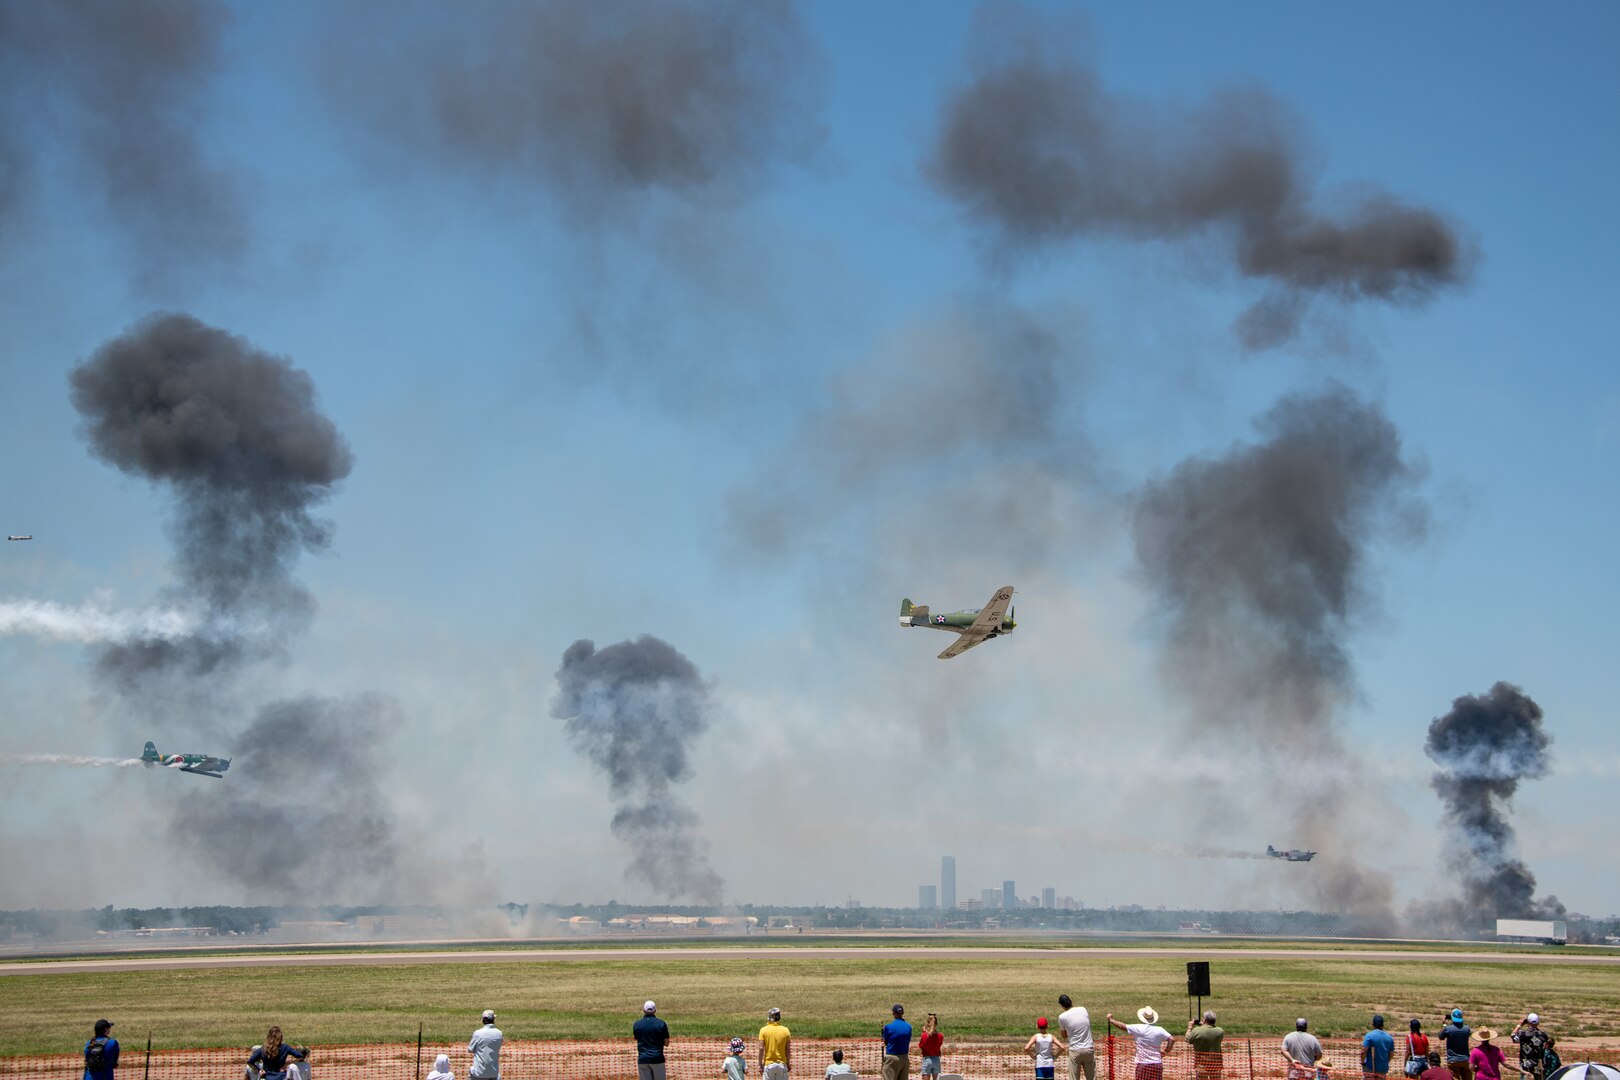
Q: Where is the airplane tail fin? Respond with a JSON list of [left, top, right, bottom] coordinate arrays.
[[1267, 845, 1277, 855], [142, 741, 158, 762], [901, 598, 925, 627], [901, 598, 913, 617]]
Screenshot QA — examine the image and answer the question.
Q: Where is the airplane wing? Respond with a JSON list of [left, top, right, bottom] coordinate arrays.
[[967, 586, 1014, 634], [936, 586, 1014, 660], [180, 757, 228, 778]]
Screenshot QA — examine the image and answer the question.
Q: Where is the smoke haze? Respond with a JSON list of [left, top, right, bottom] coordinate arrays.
[[553, 636, 725, 904], [1423, 681, 1563, 928], [323, 0, 826, 217], [926, 3, 1472, 348], [0, 0, 248, 285], [1131, 385, 1428, 923], [69, 313, 352, 689], [0, 599, 257, 645], [169, 695, 407, 902]]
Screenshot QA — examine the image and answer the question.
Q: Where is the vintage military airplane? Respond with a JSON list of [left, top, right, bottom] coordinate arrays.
[[899, 585, 1015, 659], [1266, 845, 1317, 862], [141, 740, 230, 779], [6, 535, 30, 541]]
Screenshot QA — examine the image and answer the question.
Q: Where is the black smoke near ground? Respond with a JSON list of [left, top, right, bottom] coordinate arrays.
[[0, 0, 248, 285], [926, 3, 1472, 349], [1422, 682, 1564, 930], [1132, 385, 1427, 924], [69, 313, 352, 691], [552, 636, 725, 904], [171, 696, 406, 902], [322, 0, 826, 217]]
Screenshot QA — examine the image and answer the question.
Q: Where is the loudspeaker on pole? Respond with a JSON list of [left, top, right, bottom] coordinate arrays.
[[1186, 960, 1211, 997]]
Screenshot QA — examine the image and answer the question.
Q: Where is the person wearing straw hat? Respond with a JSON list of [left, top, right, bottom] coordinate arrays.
[[1471, 1031, 1508, 1080], [1511, 1015, 1556, 1080], [1106, 1007, 1174, 1080]]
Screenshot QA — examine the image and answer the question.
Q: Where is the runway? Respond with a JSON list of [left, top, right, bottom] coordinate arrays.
[[4, 943, 1617, 975]]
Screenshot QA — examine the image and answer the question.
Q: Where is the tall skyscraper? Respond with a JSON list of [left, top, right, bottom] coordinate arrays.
[[1003, 879, 1016, 910], [919, 885, 937, 910], [981, 887, 1001, 908], [1042, 887, 1056, 909], [941, 855, 956, 910]]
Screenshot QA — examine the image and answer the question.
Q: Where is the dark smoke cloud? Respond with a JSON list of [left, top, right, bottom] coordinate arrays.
[[323, 0, 826, 217], [552, 636, 724, 904], [171, 695, 405, 902], [1131, 385, 1427, 923], [0, 0, 249, 284], [926, 3, 1473, 348], [1423, 681, 1563, 929], [69, 313, 352, 689], [1132, 384, 1426, 742]]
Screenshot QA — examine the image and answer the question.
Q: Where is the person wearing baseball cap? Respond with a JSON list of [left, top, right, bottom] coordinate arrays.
[[760, 1007, 791, 1080], [1025, 1017, 1062, 1080], [84, 1019, 119, 1080], [881, 1005, 912, 1080], [635, 1001, 671, 1080], [1280, 1019, 1322, 1080], [1365, 1015, 1396, 1079], [1511, 1015, 1555, 1080], [1441, 1011, 1473, 1080], [469, 1010, 503, 1080]]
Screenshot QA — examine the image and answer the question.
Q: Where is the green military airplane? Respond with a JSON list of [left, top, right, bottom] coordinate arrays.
[[140, 740, 230, 779], [899, 585, 1015, 659]]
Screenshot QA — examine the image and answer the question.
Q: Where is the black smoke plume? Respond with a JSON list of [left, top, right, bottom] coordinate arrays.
[[0, 0, 248, 284], [1133, 385, 1425, 741], [1423, 682, 1563, 929], [552, 636, 724, 903], [171, 695, 405, 902], [926, 3, 1472, 348], [323, 0, 825, 216], [69, 313, 352, 690], [1132, 385, 1427, 922]]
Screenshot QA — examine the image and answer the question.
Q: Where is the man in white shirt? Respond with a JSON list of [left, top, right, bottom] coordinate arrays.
[[469, 1009, 503, 1080], [1057, 995, 1095, 1080], [1107, 1007, 1173, 1080]]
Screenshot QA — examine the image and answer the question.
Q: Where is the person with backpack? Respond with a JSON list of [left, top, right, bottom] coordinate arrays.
[[84, 1019, 119, 1080]]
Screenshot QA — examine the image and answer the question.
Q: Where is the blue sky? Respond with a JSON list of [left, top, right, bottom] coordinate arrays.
[[1, 1, 1616, 921]]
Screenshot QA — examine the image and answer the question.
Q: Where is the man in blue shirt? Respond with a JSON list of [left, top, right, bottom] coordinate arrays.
[[635, 1000, 672, 1080], [1441, 1010, 1473, 1080], [84, 1019, 118, 1080], [1364, 1015, 1396, 1078], [881, 1004, 913, 1080]]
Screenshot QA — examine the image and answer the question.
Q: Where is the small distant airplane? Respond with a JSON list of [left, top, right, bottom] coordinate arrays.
[[6, 535, 30, 541], [1267, 844, 1317, 862], [141, 740, 230, 779], [899, 585, 1015, 659]]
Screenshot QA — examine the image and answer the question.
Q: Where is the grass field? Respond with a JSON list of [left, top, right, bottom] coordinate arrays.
[[4, 945, 1620, 1058]]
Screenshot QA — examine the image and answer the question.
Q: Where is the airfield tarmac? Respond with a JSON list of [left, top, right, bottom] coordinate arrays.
[[5, 943, 1618, 975]]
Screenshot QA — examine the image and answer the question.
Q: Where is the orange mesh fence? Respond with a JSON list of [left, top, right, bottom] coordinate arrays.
[[0, 1037, 1399, 1080]]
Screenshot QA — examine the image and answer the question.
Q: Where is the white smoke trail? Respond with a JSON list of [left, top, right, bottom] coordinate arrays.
[[0, 754, 145, 768], [0, 599, 262, 644]]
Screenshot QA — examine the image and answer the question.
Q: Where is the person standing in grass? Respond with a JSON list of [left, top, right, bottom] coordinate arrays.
[[1025, 1017, 1066, 1080], [1365, 1015, 1397, 1079], [1106, 1007, 1173, 1080], [83, 1019, 118, 1080], [1441, 1010, 1473, 1080], [760, 1007, 792, 1080], [1281, 1019, 1323, 1080], [881, 1004, 912, 1080], [918, 1014, 944, 1080], [1510, 1015, 1555, 1080], [1405, 1021, 1432, 1078], [1185, 1011, 1224, 1080], [248, 1027, 307, 1080], [469, 1010, 503, 1080], [635, 1002, 671, 1080], [1470, 1031, 1508, 1080], [1058, 996, 1095, 1080], [725, 1037, 749, 1080]]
